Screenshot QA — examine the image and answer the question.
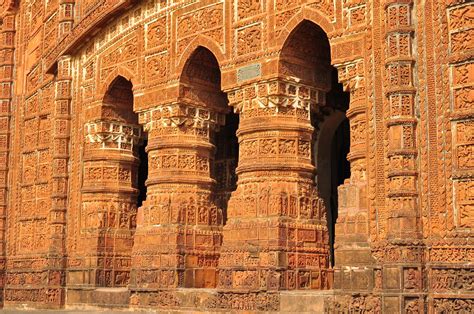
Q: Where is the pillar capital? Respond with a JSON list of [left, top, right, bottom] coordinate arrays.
[[138, 102, 226, 134], [226, 79, 326, 116], [84, 120, 143, 151]]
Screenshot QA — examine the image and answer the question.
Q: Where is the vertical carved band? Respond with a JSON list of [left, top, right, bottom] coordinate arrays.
[[384, 1, 421, 241], [0, 13, 15, 305]]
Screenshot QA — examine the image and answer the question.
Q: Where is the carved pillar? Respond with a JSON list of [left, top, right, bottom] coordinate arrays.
[[375, 2, 424, 312], [58, 0, 74, 37], [41, 55, 74, 307], [78, 119, 142, 288], [130, 102, 224, 297], [217, 79, 331, 294], [0, 12, 15, 307], [384, 1, 420, 241]]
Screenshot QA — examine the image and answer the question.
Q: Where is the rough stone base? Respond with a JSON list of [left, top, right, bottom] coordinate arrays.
[[62, 288, 335, 312], [66, 288, 130, 308], [280, 290, 334, 313], [128, 289, 333, 312]]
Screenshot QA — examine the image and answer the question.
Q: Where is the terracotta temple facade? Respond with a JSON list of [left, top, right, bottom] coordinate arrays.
[[0, 0, 472, 312]]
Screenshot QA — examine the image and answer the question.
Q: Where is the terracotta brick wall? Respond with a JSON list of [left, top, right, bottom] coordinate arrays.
[[0, 0, 471, 311]]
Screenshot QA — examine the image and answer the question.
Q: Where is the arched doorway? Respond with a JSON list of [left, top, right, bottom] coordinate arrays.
[[179, 46, 238, 224], [130, 46, 233, 293], [280, 20, 351, 270], [315, 68, 351, 266], [81, 76, 146, 287], [217, 20, 339, 293], [214, 111, 239, 224]]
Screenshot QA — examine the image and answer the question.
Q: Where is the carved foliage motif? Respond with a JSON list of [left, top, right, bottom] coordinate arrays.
[[176, 4, 223, 54], [448, 5, 474, 54], [146, 16, 166, 49], [429, 247, 474, 263], [145, 52, 168, 82], [236, 0, 262, 20], [236, 24, 262, 56], [100, 35, 138, 80], [433, 298, 473, 313]]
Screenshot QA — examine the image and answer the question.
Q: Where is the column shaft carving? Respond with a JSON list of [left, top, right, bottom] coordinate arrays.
[[0, 12, 15, 307], [427, 2, 474, 313], [334, 66, 369, 246], [78, 119, 142, 288], [130, 102, 224, 293], [374, 2, 424, 312], [218, 79, 331, 293], [40, 55, 74, 306], [58, 0, 75, 38], [383, 1, 421, 242]]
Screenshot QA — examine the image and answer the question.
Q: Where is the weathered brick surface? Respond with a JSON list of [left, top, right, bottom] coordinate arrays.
[[0, 0, 472, 312]]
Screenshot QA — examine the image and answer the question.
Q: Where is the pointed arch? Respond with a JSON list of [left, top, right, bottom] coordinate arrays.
[[276, 7, 335, 60], [176, 34, 225, 77], [98, 66, 137, 100]]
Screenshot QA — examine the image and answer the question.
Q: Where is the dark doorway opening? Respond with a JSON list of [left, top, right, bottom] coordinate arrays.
[[214, 111, 239, 224], [328, 118, 350, 265], [136, 138, 148, 208], [325, 68, 351, 266]]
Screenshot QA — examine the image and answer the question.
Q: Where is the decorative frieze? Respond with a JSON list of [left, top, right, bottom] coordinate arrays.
[[85, 120, 142, 150]]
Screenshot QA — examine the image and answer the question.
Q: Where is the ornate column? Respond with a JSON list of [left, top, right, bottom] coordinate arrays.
[[384, 0, 423, 308], [217, 79, 330, 298], [78, 119, 142, 287], [374, 1, 424, 312], [58, 0, 74, 38], [130, 102, 225, 298], [384, 1, 420, 241], [0, 10, 15, 308], [428, 2, 474, 313]]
